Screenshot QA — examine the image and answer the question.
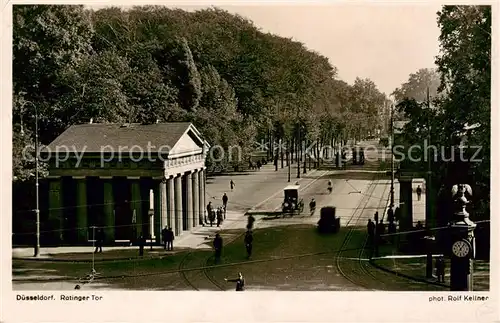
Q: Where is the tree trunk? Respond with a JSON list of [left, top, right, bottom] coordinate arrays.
[[280, 137, 284, 168]]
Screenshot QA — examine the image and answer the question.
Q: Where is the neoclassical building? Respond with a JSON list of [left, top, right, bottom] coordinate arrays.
[[42, 122, 209, 245]]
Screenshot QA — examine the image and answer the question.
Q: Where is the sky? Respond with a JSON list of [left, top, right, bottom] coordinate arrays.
[[90, 3, 443, 96]]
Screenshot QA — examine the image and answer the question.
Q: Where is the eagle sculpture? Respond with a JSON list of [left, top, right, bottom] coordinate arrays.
[[451, 184, 473, 205]]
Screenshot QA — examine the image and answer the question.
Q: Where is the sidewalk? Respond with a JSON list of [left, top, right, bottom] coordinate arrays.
[[13, 166, 324, 260], [390, 178, 426, 225]]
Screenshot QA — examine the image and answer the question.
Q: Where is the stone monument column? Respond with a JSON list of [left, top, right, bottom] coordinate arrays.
[[130, 178, 142, 239], [185, 172, 192, 230], [192, 170, 199, 226], [199, 168, 206, 224], [399, 178, 413, 231], [75, 177, 88, 243], [48, 178, 63, 244], [174, 174, 183, 236], [102, 177, 115, 243], [167, 177, 175, 230], [160, 179, 168, 233]]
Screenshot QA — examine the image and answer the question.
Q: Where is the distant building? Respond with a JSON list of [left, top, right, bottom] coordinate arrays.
[[39, 122, 209, 245]]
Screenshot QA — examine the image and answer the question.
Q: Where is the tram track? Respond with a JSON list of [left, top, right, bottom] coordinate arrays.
[[335, 172, 381, 289], [178, 229, 247, 291], [178, 169, 331, 291]]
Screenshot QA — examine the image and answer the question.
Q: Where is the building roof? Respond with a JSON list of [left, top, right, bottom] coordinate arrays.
[[44, 122, 205, 154]]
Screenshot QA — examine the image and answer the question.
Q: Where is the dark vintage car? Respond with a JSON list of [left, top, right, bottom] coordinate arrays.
[[317, 206, 341, 233], [281, 184, 304, 216]]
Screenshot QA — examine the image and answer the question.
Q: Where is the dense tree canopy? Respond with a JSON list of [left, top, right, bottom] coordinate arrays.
[[13, 5, 388, 181], [394, 5, 491, 219]]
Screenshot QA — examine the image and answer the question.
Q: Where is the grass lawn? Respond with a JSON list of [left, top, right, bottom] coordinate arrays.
[[14, 224, 356, 290], [13, 224, 467, 291], [373, 257, 490, 291]]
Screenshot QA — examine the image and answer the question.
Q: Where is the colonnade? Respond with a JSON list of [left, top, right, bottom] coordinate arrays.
[[47, 168, 206, 245]]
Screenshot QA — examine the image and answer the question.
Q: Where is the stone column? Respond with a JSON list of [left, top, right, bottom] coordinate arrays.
[[167, 177, 174, 230], [102, 177, 115, 243], [399, 178, 413, 231], [130, 178, 142, 239], [425, 178, 437, 229], [174, 175, 183, 236], [199, 169, 206, 224], [185, 172, 192, 230], [160, 179, 168, 233], [192, 170, 199, 227], [153, 185, 161, 244], [48, 178, 63, 244], [75, 177, 88, 243]]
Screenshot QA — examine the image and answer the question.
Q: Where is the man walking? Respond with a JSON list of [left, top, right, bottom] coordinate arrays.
[[416, 185, 422, 201], [435, 256, 446, 283], [166, 227, 174, 251], [225, 272, 245, 291], [222, 193, 228, 218], [213, 233, 223, 264], [206, 202, 213, 225], [138, 234, 145, 256], [94, 228, 105, 253], [161, 226, 168, 250], [247, 214, 255, 230], [367, 219, 375, 246], [244, 230, 253, 259], [230, 179, 235, 191], [216, 207, 223, 227]]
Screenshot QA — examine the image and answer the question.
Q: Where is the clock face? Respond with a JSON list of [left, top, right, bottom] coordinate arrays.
[[452, 240, 470, 257]]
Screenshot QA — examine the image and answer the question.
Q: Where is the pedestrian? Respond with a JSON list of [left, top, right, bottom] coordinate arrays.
[[247, 214, 255, 230], [161, 226, 168, 250], [209, 209, 216, 226], [387, 207, 394, 224], [222, 193, 228, 217], [416, 185, 422, 201], [244, 230, 253, 259], [309, 198, 316, 216], [230, 179, 235, 191], [94, 228, 105, 253], [138, 234, 145, 256], [367, 219, 375, 241], [216, 207, 223, 227], [436, 256, 445, 283], [213, 233, 223, 264], [166, 227, 174, 251], [274, 156, 278, 171], [374, 211, 379, 224], [224, 272, 245, 291], [206, 202, 212, 224]]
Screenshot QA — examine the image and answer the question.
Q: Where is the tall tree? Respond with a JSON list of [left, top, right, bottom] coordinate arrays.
[[392, 68, 441, 103]]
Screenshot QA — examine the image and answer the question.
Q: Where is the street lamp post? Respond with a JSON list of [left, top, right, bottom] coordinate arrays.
[[390, 103, 395, 208], [30, 102, 41, 257], [288, 150, 291, 182], [296, 124, 301, 179]]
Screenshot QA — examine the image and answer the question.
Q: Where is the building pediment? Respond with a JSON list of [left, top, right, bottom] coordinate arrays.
[[168, 125, 206, 158]]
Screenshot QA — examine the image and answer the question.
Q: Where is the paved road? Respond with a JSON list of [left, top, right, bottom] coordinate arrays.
[[13, 141, 397, 291]]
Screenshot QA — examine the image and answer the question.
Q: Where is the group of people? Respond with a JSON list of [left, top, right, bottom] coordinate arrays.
[[367, 211, 397, 257], [206, 194, 229, 227], [212, 228, 254, 264], [367, 209, 447, 283], [161, 227, 175, 251]]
